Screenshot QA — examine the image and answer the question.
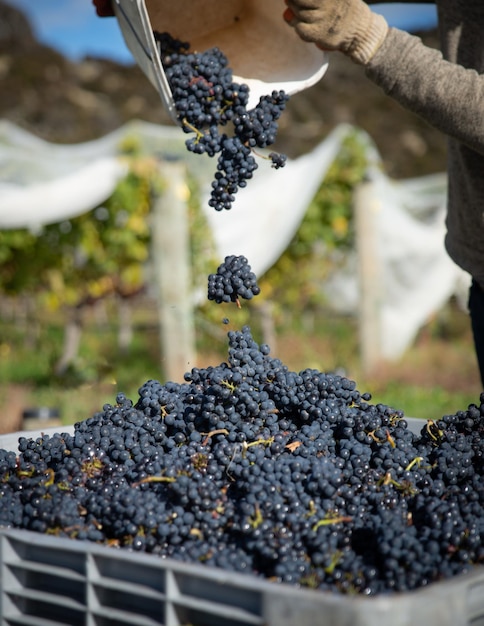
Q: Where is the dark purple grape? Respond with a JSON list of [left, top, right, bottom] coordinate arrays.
[[207, 255, 260, 306], [2, 325, 484, 595], [154, 31, 288, 211]]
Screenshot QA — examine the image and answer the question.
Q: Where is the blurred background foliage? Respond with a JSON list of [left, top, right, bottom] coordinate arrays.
[[0, 134, 479, 432], [0, 2, 479, 433]]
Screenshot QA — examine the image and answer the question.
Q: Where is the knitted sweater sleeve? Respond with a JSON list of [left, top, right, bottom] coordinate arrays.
[[365, 28, 484, 155]]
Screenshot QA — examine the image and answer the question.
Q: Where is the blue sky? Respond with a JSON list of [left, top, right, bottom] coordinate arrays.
[[8, 1, 438, 64]]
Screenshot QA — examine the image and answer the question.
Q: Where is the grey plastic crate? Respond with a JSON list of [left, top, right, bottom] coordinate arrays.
[[1, 420, 484, 626], [1, 528, 484, 626]]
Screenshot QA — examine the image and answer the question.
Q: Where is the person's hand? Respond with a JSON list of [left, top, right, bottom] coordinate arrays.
[[93, 0, 114, 17], [283, 0, 388, 65]]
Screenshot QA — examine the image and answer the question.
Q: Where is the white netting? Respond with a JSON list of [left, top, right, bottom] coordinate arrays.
[[0, 119, 470, 359], [321, 166, 470, 358]]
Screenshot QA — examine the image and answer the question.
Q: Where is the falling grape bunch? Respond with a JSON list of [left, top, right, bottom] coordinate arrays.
[[207, 255, 260, 307], [1, 326, 484, 595], [155, 32, 289, 211]]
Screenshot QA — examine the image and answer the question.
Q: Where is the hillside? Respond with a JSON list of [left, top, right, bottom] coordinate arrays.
[[0, 1, 446, 179]]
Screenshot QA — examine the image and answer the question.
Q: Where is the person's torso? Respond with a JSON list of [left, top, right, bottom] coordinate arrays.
[[436, 0, 484, 71]]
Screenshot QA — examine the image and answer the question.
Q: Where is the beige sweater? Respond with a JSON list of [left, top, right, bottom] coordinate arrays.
[[365, 1, 484, 285]]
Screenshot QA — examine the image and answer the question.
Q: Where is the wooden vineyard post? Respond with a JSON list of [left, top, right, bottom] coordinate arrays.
[[354, 179, 383, 376], [151, 159, 196, 382]]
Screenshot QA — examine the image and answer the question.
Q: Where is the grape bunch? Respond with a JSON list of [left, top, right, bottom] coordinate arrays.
[[207, 255, 260, 306], [1, 326, 484, 595], [154, 32, 289, 211]]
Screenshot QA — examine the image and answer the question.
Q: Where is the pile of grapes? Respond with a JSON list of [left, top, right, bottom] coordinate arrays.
[[207, 254, 260, 306], [155, 32, 289, 211], [1, 326, 484, 595]]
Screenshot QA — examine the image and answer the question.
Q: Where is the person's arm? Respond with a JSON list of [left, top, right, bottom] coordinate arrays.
[[365, 28, 484, 155], [284, 0, 484, 155]]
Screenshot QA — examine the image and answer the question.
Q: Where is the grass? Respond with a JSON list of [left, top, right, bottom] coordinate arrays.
[[0, 295, 481, 434]]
